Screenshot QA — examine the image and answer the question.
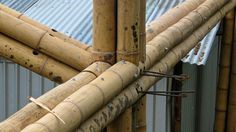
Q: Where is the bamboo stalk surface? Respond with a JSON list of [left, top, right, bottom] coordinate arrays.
[[0, 4, 89, 50], [214, 10, 235, 132], [0, 11, 93, 71], [0, 34, 78, 83]]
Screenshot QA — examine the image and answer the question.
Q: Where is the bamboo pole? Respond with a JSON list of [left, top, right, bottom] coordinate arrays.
[[136, 0, 147, 131], [0, 4, 90, 50], [226, 8, 236, 132], [0, 62, 110, 131], [0, 34, 78, 83], [214, 10, 235, 132], [146, 0, 206, 42], [0, 11, 93, 71], [108, 0, 141, 131], [92, 0, 116, 64], [146, 0, 227, 63], [78, 2, 236, 131], [20, 1, 236, 132], [116, 0, 141, 65]]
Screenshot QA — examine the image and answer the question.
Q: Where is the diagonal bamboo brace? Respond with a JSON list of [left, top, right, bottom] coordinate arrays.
[[0, 11, 93, 71], [0, 4, 90, 50], [0, 34, 78, 83]]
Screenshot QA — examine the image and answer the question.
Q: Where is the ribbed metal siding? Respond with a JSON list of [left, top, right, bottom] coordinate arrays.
[[0, 59, 57, 121], [0, 0, 39, 13], [181, 36, 220, 132]]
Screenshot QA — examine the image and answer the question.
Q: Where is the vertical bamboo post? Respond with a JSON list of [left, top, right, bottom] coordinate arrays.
[[108, 0, 142, 131], [226, 9, 236, 132], [136, 0, 147, 131], [92, 0, 116, 64], [214, 10, 235, 132]]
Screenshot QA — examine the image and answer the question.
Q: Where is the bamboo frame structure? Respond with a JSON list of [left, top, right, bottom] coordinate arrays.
[[77, 2, 236, 130], [146, 0, 206, 42], [20, 1, 236, 131], [22, 61, 139, 132], [0, 34, 78, 83], [214, 10, 235, 132], [0, 62, 110, 131], [226, 8, 236, 132], [0, 4, 90, 50], [0, 11, 93, 71], [92, 0, 116, 64]]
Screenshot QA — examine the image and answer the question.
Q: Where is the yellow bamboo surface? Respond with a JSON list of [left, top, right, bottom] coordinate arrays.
[[146, 0, 206, 42], [0, 34, 78, 83], [77, 2, 236, 131], [0, 11, 93, 71], [214, 10, 235, 132], [146, 0, 227, 65], [0, 62, 110, 131], [22, 61, 139, 132], [0, 4, 89, 50], [92, 0, 116, 63], [116, 0, 141, 65], [226, 8, 236, 132]]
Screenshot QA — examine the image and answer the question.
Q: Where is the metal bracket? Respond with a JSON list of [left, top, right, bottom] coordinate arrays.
[[141, 70, 190, 81], [137, 90, 195, 97]]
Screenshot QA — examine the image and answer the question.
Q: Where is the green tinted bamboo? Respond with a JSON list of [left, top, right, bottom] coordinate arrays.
[[146, 0, 227, 63], [0, 62, 110, 131], [116, 0, 141, 65], [146, 0, 206, 42], [0, 4, 89, 50], [0, 34, 78, 83], [226, 8, 236, 132], [92, 0, 116, 63], [22, 61, 139, 132], [0, 11, 93, 71], [214, 10, 235, 132], [78, 2, 236, 131]]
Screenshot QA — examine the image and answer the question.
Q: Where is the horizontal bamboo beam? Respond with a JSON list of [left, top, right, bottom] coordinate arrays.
[[92, 0, 116, 63], [22, 61, 139, 131], [0, 4, 90, 50], [0, 34, 78, 83], [78, 2, 236, 131], [214, 10, 235, 132], [146, 0, 206, 42], [0, 62, 110, 131], [0, 11, 93, 71]]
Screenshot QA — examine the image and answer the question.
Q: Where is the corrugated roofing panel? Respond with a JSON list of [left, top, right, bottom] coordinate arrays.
[[0, 0, 39, 12]]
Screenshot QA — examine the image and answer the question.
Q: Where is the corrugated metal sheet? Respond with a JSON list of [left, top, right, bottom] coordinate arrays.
[[0, 0, 39, 13]]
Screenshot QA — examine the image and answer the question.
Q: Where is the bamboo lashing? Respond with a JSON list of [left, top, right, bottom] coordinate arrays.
[[214, 10, 235, 132], [0, 34, 78, 83], [0, 4, 90, 50], [78, 2, 236, 131], [28, 97, 66, 124], [0, 62, 110, 131], [0, 11, 93, 71]]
